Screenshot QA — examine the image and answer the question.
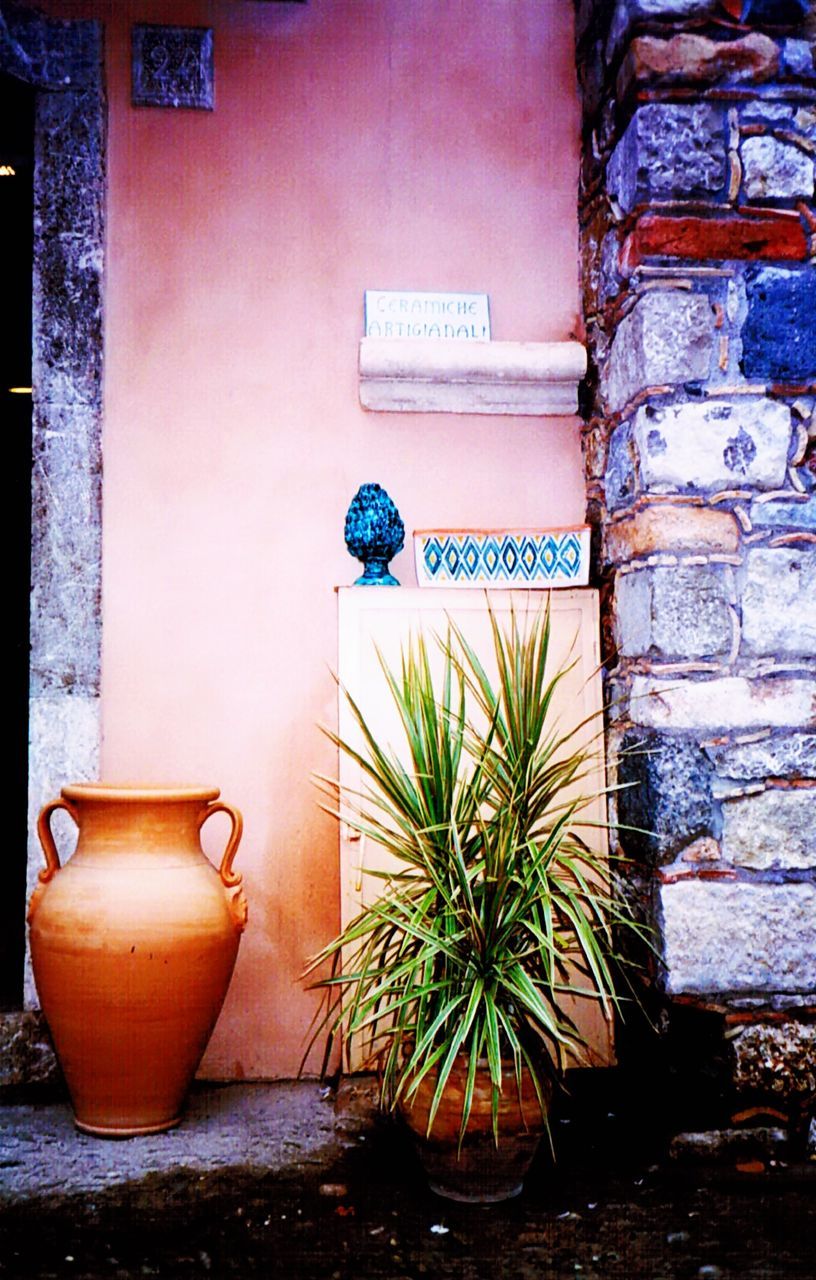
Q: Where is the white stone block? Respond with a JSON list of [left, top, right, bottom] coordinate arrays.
[[631, 675, 816, 731], [633, 399, 791, 492]]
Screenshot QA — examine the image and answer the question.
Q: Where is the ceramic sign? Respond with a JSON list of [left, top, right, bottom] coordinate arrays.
[[414, 527, 590, 589], [364, 291, 490, 341]]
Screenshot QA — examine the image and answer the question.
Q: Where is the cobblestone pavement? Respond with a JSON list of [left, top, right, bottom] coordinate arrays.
[[1, 1083, 814, 1279]]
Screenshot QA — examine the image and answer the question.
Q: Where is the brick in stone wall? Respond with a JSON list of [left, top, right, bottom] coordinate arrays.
[[661, 880, 816, 994], [631, 398, 791, 492], [742, 267, 816, 383], [741, 546, 816, 657], [722, 787, 816, 869], [603, 291, 714, 411], [620, 213, 809, 272], [607, 104, 726, 215], [616, 564, 732, 658]]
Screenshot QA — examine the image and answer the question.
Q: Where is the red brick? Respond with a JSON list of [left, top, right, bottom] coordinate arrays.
[[621, 213, 808, 272]]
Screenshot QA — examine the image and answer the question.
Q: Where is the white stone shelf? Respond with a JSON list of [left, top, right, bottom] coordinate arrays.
[[359, 337, 587, 416]]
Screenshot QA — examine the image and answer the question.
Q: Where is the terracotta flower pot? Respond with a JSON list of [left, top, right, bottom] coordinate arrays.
[[399, 1057, 551, 1203], [28, 784, 247, 1137]]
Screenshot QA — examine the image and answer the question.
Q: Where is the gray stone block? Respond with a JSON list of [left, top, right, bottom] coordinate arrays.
[[722, 788, 816, 868], [669, 1126, 788, 1162], [0, 9, 102, 90], [607, 103, 726, 214], [616, 565, 732, 659], [750, 496, 816, 531], [743, 102, 795, 123], [30, 403, 101, 697], [0, 1013, 59, 1091], [617, 729, 715, 863], [605, 422, 638, 511], [795, 105, 816, 140], [34, 90, 105, 242], [741, 547, 816, 658], [627, 0, 720, 11], [661, 880, 816, 993], [704, 732, 816, 781], [32, 233, 103, 407], [782, 39, 815, 76], [632, 399, 791, 493], [603, 292, 714, 412]]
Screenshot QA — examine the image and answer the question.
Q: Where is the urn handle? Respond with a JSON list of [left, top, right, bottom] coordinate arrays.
[[36, 797, 79, 882], [200, 800, 247, 932], [29, 797, 79, 922], [200, 801, 243, 885]]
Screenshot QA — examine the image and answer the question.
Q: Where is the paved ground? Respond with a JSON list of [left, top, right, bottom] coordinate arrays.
[[1, 1081, 814, 1279]]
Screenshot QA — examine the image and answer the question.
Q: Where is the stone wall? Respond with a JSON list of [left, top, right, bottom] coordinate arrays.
[[575, 0, 815, 1142], [0, 5, 104, 1020]]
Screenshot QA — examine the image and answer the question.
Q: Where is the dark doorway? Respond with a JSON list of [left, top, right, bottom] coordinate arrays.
[[1, 71, 34, 1010]]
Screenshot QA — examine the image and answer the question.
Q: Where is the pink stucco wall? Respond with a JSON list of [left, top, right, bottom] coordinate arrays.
[[42, 0, 583, 1077]]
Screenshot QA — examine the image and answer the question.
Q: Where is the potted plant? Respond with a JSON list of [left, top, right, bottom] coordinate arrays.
[[303, 599, 650, 1202]]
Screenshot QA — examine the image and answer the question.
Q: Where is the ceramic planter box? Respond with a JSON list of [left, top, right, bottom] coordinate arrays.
[[414, 527, 590, 589]]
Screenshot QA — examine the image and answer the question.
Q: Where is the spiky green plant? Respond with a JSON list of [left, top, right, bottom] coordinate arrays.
[[303, 599, 650, 1146]]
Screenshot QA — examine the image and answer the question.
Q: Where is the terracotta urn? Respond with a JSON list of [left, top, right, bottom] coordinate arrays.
[[28, 784, 247, 1137], [399, 1057, 551, 1203]]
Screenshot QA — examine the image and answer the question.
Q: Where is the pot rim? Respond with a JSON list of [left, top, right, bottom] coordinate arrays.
[[61, 783, 221, 804]]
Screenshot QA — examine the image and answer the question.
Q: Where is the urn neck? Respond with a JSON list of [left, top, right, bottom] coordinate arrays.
[[61, 785, 220, 858]]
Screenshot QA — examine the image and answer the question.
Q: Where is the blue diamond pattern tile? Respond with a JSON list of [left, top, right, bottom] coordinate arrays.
[[520, 537, 538, 577], [443, 541, 461, 575], [482, 538, 500, 575], [424, 538, 443, 574], [500, 541, 519, 576], [415, 529, 590, 589], [462, 537, 481, 577], [540, 538, 558, 574], [558, 534, 581, 575]]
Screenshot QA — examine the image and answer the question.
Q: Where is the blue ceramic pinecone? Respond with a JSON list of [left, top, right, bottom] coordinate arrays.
[[344, 483, 405, 586]]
